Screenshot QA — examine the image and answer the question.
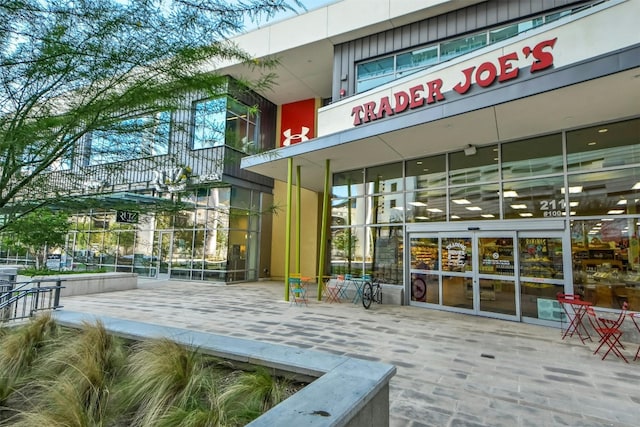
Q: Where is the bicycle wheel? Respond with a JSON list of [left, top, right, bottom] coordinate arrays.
[[362, 282, 373, 309]]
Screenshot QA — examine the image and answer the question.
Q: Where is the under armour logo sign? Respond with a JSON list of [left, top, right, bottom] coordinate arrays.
[[282, 127, 310, 146]]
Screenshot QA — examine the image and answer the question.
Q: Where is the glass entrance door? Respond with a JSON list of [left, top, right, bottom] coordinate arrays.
[[476, 233, 517, 319], [409, 229, 567, 322], [155, 231, 172, 280]]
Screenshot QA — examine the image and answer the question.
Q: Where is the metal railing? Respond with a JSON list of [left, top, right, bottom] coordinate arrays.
[[0, 279, 65, 323]]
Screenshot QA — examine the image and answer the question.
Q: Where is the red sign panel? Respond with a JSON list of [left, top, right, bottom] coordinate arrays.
[[280, 98, 316, 147]]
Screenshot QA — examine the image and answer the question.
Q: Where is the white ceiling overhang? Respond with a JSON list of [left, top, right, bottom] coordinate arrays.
[[242, 46, 640, 192]]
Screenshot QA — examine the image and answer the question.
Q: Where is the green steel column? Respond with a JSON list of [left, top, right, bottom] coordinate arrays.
[[296, 165, 301, 274], [284, 158, 293, 301], [317, 159, 331, 301]]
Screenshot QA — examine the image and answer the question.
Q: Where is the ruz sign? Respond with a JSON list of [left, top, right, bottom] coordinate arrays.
[[116, 210, 139, 224], [350, 37, 557, 126]]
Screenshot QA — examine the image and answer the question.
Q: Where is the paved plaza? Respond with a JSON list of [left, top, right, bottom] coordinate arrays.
[[56, 278, 640, 427]]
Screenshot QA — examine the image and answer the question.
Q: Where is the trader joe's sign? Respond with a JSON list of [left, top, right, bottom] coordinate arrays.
[[350, 37, 557, 126]]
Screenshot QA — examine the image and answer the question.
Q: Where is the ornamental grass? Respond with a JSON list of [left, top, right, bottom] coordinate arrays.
[[0, 314, 302, 426]]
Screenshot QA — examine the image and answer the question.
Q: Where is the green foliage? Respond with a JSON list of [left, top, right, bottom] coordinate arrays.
[[0, 314, 60, 408], [0, 317, 300, 426], [0, 0, 304, 227], [2, 208, 70, 269]]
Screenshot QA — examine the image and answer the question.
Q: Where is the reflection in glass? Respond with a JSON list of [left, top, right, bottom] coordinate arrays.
[[440, 33, 487, 62], [566, 118, 640, 171], [332, 197, 363, 227], [406, 188, 447, 222], [502, 176, 565, 219], [369, 226, 402, 284], [333, 169, 365, 198], [366, 162, 403, 193], [331, 226, 360, 276], [367, 193, 404, 224], [449, 184, 499, 221], [478, 279, 516, 315], [449, 145, 499, 185], [406, 154, 446, 190], [442, 276, 472, 309], [520, 283, 564, 319], [396, 46, 438, 76], [502, 134, 562, 179], [567, 168, 640, 217]]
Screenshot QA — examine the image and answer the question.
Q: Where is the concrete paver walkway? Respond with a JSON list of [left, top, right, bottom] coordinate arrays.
[[58, 279, 640, 427]]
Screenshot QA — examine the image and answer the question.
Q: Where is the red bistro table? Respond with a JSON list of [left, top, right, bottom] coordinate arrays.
[[557, 293, 593, 343]]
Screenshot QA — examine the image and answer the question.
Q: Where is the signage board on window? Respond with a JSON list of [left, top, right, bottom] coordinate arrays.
[[116, 210, 139, 224]]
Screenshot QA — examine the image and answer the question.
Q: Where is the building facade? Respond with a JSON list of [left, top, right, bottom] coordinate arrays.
[[240, 0, 640, 325], [4, 0, 639, 326], [1, 78, 277, 283]]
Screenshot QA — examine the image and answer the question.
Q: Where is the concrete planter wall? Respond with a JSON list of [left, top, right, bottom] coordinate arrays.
[[25, 272, 138, 297], [53, 311, 396, 427]]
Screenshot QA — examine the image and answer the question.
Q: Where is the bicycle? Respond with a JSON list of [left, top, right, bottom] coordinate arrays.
[[362, 277, 382, 309]]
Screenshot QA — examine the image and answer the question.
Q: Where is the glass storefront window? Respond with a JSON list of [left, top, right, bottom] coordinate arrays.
[[356, 56, 395, 87], [440, 33, 487, 62], [449, 183, 499, 221], [410, 237, 438, 270], [405, 154, 446, 190], [396, 46, 438, 77], [366, 162, 403, 194], [193, 97, 258, 152], [330, 226, 366, 277], [368, 226, 402, 284], [442, 276, 472, 309], [89, 111, 170, 165], [502, 176, 565, 220], [567, 168, 640, 217], [502, 134, 563, 179], [366, 193, 405, 224], [332, 197, 363, 227], [571, 219, 639, 310], [333, 169, 365, 198], [406, 188, 446, 222], [449, 145, 499, 185], [566, 118, 640, 172], [519, 237, 564, 279]]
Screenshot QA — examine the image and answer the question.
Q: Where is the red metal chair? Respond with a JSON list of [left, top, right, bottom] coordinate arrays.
[[628, 312, 640, 361], [585, 302, 628, 363]]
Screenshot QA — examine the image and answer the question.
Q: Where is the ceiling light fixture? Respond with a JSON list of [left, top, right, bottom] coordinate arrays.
[[561, 186, 583, 194]]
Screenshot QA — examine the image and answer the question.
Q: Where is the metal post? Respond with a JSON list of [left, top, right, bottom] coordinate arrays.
[[54, 279, 62, 308], [296, 165, 301, 274], [284, 158, 293, 301], [317, 159, 331, 300]]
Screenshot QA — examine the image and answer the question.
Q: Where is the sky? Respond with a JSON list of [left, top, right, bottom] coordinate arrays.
[[249, 0, 338, 29]]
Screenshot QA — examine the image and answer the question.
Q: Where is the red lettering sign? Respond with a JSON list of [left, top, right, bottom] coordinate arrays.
[[351, 38, 557, 126]]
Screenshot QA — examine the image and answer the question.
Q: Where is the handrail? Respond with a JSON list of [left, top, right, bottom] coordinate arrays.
[[0, 278, 65, 323]]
